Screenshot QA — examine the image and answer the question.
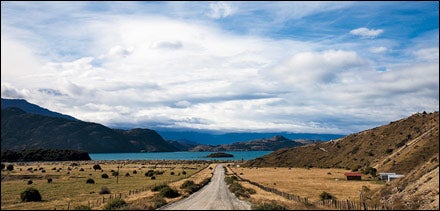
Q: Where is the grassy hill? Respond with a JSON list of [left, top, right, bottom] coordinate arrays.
[[245, 111, 438, 173], [245, 111, 439, 210]]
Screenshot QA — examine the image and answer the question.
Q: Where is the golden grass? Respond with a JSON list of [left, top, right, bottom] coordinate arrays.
[[1, 161, 209, 210], [230, 166, 385, 203]]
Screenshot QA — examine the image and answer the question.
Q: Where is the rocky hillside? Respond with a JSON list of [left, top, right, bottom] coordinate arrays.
[[1, 107, 178, 153], [188, 135, 305, 151], [245, 111, 439, 210]]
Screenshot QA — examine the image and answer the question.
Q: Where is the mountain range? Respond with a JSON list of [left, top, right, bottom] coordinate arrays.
[[1, 98, 322, 152]]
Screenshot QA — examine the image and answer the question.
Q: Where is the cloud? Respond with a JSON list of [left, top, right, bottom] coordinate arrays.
[[1, 2, 438, 134], [369, 46, 388, 53], [350, 27, 384, 38], [207, 1, 236, 19], [413, 47, 439, 62]]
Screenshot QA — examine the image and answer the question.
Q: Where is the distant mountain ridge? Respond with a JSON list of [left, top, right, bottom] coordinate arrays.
[[187, 135, 305, 151], [1, 107, 178, 153], [1, 98, 78, 121], [157, 130, 344, 145]]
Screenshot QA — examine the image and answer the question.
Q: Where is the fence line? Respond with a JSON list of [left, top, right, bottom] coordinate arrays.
[[228, 167, 386, 210]]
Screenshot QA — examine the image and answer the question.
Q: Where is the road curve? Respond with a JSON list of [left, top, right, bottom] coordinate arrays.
[[159, 164, 251, 210]]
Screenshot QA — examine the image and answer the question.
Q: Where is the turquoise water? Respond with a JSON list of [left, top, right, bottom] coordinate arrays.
[[89, 151, 273, 161]]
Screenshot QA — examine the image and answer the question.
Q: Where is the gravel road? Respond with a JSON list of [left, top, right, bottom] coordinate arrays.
[[159, 164, 251, 210]]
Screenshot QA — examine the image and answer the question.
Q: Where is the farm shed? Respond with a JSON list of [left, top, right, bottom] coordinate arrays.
[[344, 172, 362, 180], [379, 173, 404, 182]]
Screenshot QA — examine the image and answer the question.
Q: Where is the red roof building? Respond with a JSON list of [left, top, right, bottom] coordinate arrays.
[[344, 172, 362, 180]]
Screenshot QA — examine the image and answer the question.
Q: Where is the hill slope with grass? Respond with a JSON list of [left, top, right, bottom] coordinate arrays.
[[245, 111, 439, 210]]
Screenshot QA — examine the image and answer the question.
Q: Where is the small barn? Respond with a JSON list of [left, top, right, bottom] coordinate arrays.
[[344, 172, 362, 180], [379, 173, 404, 182]]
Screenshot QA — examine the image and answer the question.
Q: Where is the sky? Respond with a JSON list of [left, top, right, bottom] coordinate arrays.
[[1, 1, 439, 134]]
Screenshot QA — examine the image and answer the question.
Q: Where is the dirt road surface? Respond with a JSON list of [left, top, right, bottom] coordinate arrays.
[[159, 164, 251, 210]]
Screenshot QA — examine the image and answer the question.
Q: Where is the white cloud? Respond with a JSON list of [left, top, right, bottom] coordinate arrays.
[[413, 47, 439, 62], [207, 1, 236, 19], [369, 46, 388, 53], [350, 27, 384, 38], [1, 2, 438, 134]]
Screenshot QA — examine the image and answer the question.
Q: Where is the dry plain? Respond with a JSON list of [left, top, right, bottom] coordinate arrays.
[[229, 166, 385, 205], [1, 160, 210, 210]]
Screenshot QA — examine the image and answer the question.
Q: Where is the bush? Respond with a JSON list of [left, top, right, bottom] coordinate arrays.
[[170, 171, 175, 176], [74, 205, 91, 210], [132, 170, 137, 174], [151, 184, 169, 192], [103, 198, 126, 210], [125, 172, 130, 177], [112, 171, 119, 177], [151, 176, 156, 180], [27, 180, 33, 185], [253, 201, 287, 210], [7, 164, 14, 171], [149, 194, 166, 209], [180, 180, 199, 193], [93, 164, 102, 171], [145, 170, 155, 177], [47, 178, 53, 183], [102, 173, 109, 179], [20, 187, 42, 202], [79, 168, 84, 171], [86, 178, 95, 184], [99, 186, 111, 194], [320, 191, 335, 200], [182, 171, 186, 175], [159, 186, 180, 198], [1, 163, 5, 170]]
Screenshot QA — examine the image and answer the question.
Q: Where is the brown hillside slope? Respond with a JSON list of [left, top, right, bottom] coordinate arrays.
[[245, 111, 439, 210], [245, 111, 438, 175]]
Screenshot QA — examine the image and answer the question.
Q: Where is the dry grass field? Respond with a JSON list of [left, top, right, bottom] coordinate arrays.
[[230, 166, 385, 204], [1, 160, 209, 210]]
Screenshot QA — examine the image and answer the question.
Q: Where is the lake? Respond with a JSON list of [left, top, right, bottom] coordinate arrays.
[[89, 151, 273, 161]]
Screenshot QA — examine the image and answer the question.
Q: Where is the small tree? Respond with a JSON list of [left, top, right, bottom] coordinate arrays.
[[101, 173, 109, 179], [93, 164, 102, 171], [320, 191, 335, 200], [27, 180, 33, 185], [86, 178, 95, 184], [47, 178, 53, 183], [132, 170, 137, 174], [99, 186, 111, 194], [7, 164, 14, 171], [20, 187, 42, 202]]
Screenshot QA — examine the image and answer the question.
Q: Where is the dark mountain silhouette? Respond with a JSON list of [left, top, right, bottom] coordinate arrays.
[[1, 98, 78, 121], [1, 107, 177, 153]]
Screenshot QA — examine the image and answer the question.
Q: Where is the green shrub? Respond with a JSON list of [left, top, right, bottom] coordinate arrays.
[[74, 205, 92, 210], [151, 184, 169, 192], [180, 180, 199, 193], [112, 172, 119, 177], [7, 164, 14, 171], [99, 186, 111, 194], [145, 170, 155, 177], [159, 186, 180, 198], [101, 173, 109, 179], [27, 180, 33, 185], [253, 202, 287, 210], [20, 187, 42, 202], [150, 194, 166, 209], [1, 163, 5, 170], [93, 164, 101, 171], [132, 170, 137, 174], [319, 191, 335, 200], [125, 172, 130, 177], [103, 198, 126, 210], [86, 178, 95, 184]]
